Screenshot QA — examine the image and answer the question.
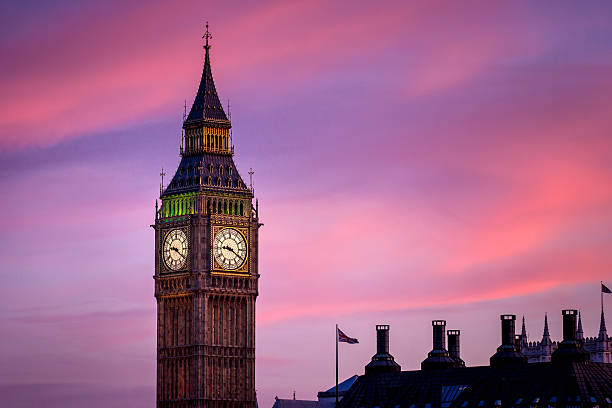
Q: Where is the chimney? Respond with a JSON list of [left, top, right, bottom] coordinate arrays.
[[502, 314, 516, 346], [421, 320, 457, 370], [490, 314, 527, 367], [563, 309, 577, 341], [552, 309, 589, 364], [377, 324, 390, 354], [365, 325, 401, 375], [447, 330, 465, 367], [433, 320, 446, 350]]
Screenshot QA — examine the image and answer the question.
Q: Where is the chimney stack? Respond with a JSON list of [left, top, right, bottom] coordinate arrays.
[[490, 314, 527, 367], [365, 325, 401, 375], [377, 324, 390, 354], [433, 320, 446, 350], [562, 309, 577, 341], [421, 320, 457, 370], [447, 330, 465, 367], [552, 309, 590, 364]]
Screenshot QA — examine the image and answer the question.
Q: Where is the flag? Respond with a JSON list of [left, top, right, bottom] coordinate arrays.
[[337, 328, 358, 344], [603, 283, 612, 294]]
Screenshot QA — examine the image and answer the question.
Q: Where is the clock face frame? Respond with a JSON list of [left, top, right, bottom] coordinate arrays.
[[162, 228, 189, 271], [212, 227, 248, 273]]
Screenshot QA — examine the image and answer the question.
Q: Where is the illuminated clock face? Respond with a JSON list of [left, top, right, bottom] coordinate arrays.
[[163, 229, 188, 271], [213, 228, 247, 270]]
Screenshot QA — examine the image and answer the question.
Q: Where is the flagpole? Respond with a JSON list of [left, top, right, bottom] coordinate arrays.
[[603, 281, 605, 313], [336, 323, 339, 407]]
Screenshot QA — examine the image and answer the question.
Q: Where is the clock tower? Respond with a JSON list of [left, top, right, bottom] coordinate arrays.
[[153, 24, 260, 408]]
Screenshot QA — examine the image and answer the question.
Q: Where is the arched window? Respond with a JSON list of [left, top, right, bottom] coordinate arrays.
[[223, 200, 228, 214], [217, 200, 221, 214], [240, 202, 244, 216]]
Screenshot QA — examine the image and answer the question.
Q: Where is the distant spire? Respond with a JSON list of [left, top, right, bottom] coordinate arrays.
[[541, 313, 551, 346], [577, 311, 584, 341], [599, 302, 608, 340], [520, 316, 528, 348]]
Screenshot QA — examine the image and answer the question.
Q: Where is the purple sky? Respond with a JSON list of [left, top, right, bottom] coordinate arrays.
[[1, 1, 612, 407]]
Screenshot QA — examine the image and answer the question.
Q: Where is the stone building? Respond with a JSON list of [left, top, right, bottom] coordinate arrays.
[[153, 24, 260, 408], [520, 308, 612, 363]]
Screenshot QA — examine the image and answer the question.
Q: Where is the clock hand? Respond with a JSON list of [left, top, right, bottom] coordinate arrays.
[[222, 245, 244, 261], [170, 246, 186, 259]]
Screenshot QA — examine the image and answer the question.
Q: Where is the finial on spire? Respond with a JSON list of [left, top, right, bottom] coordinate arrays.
[[203, 21, 212, 50], [160, 168, 166, 194], [248, 168, 255, 192]]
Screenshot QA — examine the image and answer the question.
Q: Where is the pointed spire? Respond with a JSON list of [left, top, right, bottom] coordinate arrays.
[[185, 21, 229, 124], [599, 302, 608, 340], [520, 316, 528, 348], [541, 313, 551, 346], [577, 311, 584, 341]]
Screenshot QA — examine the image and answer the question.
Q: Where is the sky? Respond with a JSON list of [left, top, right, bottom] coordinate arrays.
[[1, 0, 612, 407]]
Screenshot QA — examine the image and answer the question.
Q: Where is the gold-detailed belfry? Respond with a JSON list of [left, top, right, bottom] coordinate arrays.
[[153, 23, 260, 408]]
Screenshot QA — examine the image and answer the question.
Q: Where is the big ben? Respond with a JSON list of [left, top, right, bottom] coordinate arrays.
[[153, 23, 260, 408]]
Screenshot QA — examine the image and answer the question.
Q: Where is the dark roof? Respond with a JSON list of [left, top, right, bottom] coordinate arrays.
[[318, 375, 359, 398], [161, 153, 250, 198], [184, 45, 229, 125], [339, 361, 612, 408], [272, 399, 320, 408]]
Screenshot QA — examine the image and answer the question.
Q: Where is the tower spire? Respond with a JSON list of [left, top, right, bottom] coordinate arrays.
[[577, 310, 584, 341], [599, 301, 608, 340], [541, 313, 551, 345], [184, 21, 229, 125], [520, 316, 528, 349]]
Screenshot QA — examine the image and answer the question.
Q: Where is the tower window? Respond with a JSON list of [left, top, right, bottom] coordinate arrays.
[[219, 165, 223, 175], [229, 166, 233, 175]]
